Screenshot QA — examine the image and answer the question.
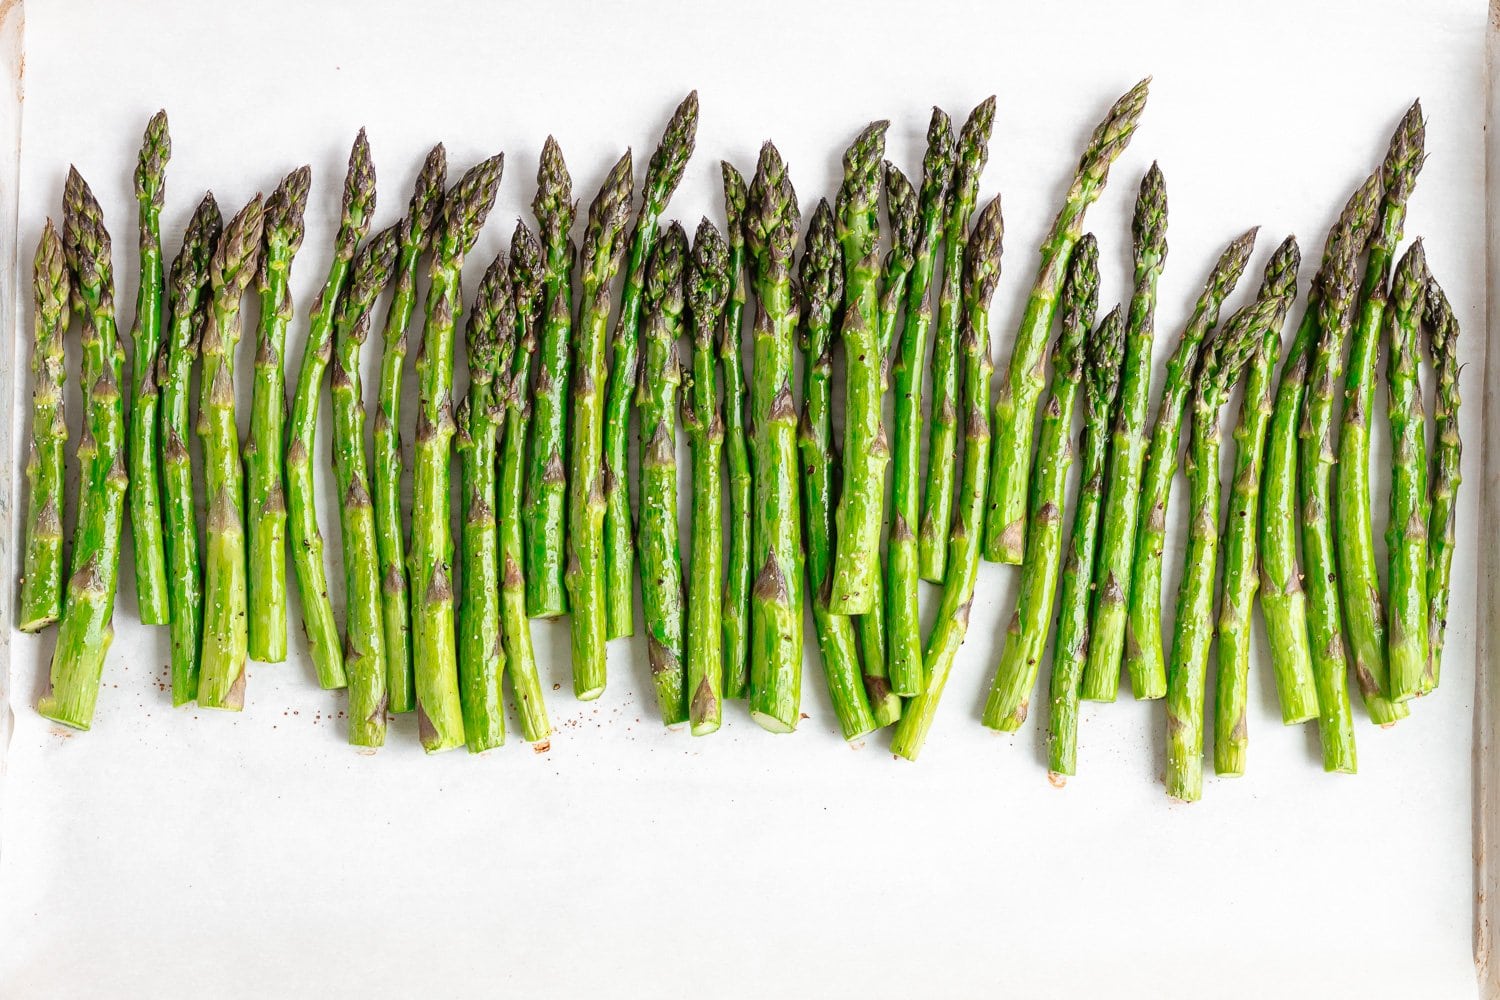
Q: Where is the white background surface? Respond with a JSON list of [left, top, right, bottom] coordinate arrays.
[[0, 1, 1489, 997]]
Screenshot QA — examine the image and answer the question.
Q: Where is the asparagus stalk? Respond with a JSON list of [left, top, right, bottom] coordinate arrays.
[[457, 251, 512, 752], [684, 219, 729, 736], [985, 78, 1150, 564], [564, 151, 634, 700], [1214, 236, 1302, 778], [982, 234, 1098, 731], [127, 111, 171, 624], [1081, 163, 1166, 702], [1260, 178, 1381, 727], [1301, 183, 1381, 772], [603, 92, 699, 639], [196, 195, 264, 711], [890, 194, 1003, 760], [375, 143, 445, 714], [720, 163, 753, 700], [799, 200, 877, 742], [1122, 228, 1258, 701], [246, 165, 310, 665], [18, 222, 69, 634], [500, 224, 551, 742], [919, 96, 994, 583], [1166, 302, 1264, 801], [887, 110, 955, 696], [332, 225, 398, 746], [1423, 275, 1461, 695], [827, 120, 889, 615], [1383, 242, 1430, 703], [1047, 305, 1124, 780], [288, 131, 375, 692], [745, 142, 805, 733], [158, 195, 220, 705], [524, 137, 575, 619], [637, 222, 690, 726], [411, 153, 503, 753], [1347, 103, 1425, 703], [38, 169, 128, 730]]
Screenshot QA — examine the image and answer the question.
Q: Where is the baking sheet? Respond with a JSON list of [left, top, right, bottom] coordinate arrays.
[[0, 1, 1489, 996]]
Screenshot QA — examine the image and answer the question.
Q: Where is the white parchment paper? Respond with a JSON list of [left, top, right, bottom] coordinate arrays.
[[0, 1, 1489, 997]]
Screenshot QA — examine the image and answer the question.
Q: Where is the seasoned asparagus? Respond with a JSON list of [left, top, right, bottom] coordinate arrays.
[[603, 92, 699, 639], [1423, 275, 1461, 695]]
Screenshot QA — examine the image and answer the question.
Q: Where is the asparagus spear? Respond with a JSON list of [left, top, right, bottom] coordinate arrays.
[[500, 224, 551, 742], [1214, 236, 1301, 778], [985, 78, 1149, 564], [1260, 177, 1381, 727], [524, 137, 575, 620], [246, 165, 310, 665], [637, 222, 690, 726], [603, 92, 699, 639], [1301, 185, 1381, 772], [890, 194, 1003, 760], [1122, 228, 1258, 701], [745, 142, 805, 733], [1384, 242, 1430, 704], [1047, 304, 1124, 781], [888, 110, 955, 696], [1347, 103, 1425, 703], [196, 195, 264, 711], [332, 225, 398, 746], [1081, 163, 1166, 702], [1423, 275, 1461, 694], [18, 222, 69, 634], [288, 131, 375, 692], [564, 151, 634, 700], [457, 251, 512, 752], [158, 195, 220, 706], [720, 163, 753, 700], [375, 143, 445, 714], [411, 153, 503, 753], [127, 111, 171, 624], [982, 234, 1098, 732], [828, 119, 889, 615], [919, 96, 993, 583], [1166, 301, 1264, 801], [799, 200, 877, 742], [684, 219, 729, 736], [38, 169, 128, 730]]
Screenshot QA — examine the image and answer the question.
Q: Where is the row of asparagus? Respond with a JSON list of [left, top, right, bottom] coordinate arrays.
[[16, 86, 1463, 791]]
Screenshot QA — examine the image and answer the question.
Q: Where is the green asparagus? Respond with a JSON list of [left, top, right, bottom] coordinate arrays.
[[603, 92, 699, 639], [799, 199, 877, 742], [525, 136, 575, 620], [375, 143, 445, 714], [332, 225, 398, 746], [38, 169, 128, 730], [411, 153, 503, 753], [891, 194, 1002, 760], [246, 165, 310, 665], [720, 162, 753, 700], [158, 195, 220, 706], [1081, 163, 1165, 702], [196, 194, 264, 711], [1123, 227, 1258, 701], [919, 96, 993, 583], [127, 111, 171, 624], [18, 222, 69, 634], [1047, 305, 1123, 780], [887, 110, 954, 696], [564, 151, 633, 700], [1213, 236, 1301, 778], [1423, 275, 1461, 695], [982, 234, 1098, 731], [684, 219, 729, 736]]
